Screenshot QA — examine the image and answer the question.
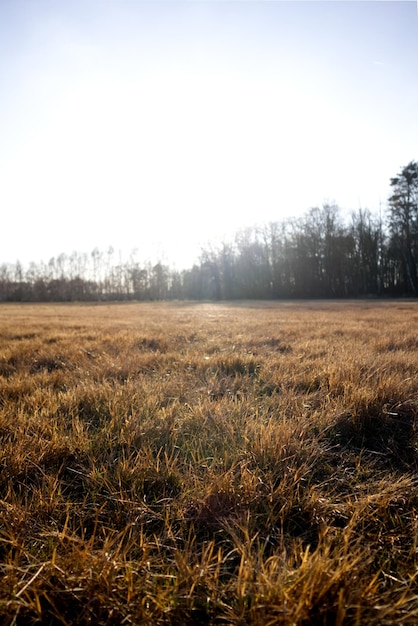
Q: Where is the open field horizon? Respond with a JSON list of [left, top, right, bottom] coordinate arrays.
[[0, 301, 417, 624]]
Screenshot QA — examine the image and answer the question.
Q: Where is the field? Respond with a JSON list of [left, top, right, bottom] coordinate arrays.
[[0, 301, 417, 625]]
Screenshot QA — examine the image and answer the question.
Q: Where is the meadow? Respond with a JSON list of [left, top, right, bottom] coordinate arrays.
[[0, 300, 417, 625]]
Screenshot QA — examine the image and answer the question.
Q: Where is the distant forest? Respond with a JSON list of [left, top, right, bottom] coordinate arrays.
[[3, 161, 418, 301]]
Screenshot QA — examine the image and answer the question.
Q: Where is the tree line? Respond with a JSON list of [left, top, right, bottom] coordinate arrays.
[[2, 161, 418, 301]]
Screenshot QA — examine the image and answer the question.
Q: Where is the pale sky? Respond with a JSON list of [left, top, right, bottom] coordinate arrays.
[[1, 0, 417, 268]]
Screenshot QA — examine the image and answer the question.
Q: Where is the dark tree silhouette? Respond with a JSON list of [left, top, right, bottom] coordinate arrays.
[[387, 161, 418, 295]]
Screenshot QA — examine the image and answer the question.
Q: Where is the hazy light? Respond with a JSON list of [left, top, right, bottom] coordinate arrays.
[[0, 1, 417, 267]]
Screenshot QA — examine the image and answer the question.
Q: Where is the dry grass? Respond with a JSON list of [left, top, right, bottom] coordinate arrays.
[[0, 300, 417, 624]]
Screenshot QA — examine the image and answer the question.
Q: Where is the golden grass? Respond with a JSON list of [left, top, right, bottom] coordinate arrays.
[[0, 300, 417, 624]]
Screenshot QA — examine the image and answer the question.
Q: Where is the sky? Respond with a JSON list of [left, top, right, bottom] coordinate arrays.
[[0, 0, 417, 269]]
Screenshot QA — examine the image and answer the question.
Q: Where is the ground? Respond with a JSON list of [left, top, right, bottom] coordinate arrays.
[[0, 301, 417, 624]]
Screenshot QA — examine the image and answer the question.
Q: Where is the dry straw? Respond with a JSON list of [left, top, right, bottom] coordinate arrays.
[[0, 301, 417, 624]]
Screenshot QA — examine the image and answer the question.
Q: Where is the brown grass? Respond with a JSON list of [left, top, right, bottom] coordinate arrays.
[[0, 300, 417, 624]]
